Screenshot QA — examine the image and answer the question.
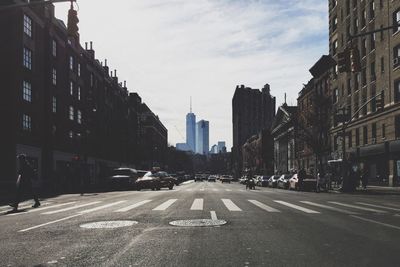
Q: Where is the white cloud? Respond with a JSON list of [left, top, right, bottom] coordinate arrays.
[[56, 0, 328, 150]]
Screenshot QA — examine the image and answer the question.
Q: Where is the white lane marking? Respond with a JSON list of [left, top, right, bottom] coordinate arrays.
[[221, 199, 242, 211], [248, 200, 280, 212], [356, 202, 400, 212], [274, 200, 320, 214], [190, 199, 203, 210], [200, 188, 205, 191], [114, 200, 152, 212], [42, 201, 101, 215], [212, 189, 219, 192], [78, 201, 126, 214], [238, 189, 245, 192], [18, 214, 81, 232], [225, 189, 232, 192], [152, 199, 178, 211], [329, 202, 387, 213], [300, 201, 358, 215], [6, 202, 77, 216], [350, 215, 400, 230], [210, 211, 218, 220]]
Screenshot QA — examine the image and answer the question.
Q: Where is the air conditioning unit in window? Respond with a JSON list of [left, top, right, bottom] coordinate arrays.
[[394, 57, 400, 66], [371, 138, 376, 144]]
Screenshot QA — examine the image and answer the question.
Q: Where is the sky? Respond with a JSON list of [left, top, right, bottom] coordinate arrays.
[[55, 0, 328, 150]]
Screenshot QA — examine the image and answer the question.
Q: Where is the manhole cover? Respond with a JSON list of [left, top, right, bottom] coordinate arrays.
[[80, 220, 138, 229], [169, 219, 227, 227]]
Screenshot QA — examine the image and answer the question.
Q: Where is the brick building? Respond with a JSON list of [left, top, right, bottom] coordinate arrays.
[[329, 0, 400, 186], [0, 3, 167, 192]]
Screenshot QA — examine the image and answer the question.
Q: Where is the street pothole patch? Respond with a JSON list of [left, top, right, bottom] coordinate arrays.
[[169, 219, 227, 227], [80, 220, 138, 229]]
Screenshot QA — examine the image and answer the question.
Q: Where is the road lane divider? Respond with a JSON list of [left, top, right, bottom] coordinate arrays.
[[42, 201, 102, 215], [328, 202, 387, 213], [248, 200, 280, 212], [152, 199, 178, 211], [355, 202, 400, 212], [350, 215, 400, 231], [18, 214, 81, 232], [221, 199, 242, 211], [274, 200, 320, 214], [300, 201, 358, 215], [114, 200, 152, 212], [190, 199, 204, 210]]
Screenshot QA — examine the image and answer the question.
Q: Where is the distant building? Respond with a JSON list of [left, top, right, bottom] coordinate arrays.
[[196, 120, 209, 155], [186, 102, 196, 153], [176, 143, 190, 152], [210, 144, 218, 154], [217, 141, 226, 153], [232, 84, 276, 177]]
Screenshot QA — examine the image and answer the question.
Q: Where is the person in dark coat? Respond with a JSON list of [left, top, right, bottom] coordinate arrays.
[[298, 168, 306, 191], [9, 154, 40, 211]]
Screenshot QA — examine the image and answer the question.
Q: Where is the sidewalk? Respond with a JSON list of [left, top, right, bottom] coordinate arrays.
[[329, 185, 400, 195]]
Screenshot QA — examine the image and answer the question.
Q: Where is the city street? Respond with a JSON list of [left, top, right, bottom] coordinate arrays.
[[1, 181, 400, 267]]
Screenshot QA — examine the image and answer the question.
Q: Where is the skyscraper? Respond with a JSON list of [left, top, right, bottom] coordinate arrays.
[[186, 99, 196, 152], [196, 120, 209, 155], [217, 141, 226, 153]]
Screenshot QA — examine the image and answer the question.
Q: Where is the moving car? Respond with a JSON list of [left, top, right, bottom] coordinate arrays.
[[220, 175, 231, 183], [277, 174, 292, 189], [108, 168, 138, 190], [268, 175, 280, 188], [135, 171, 175, 190], [208, 175, 217, 182], [194, 174, 204, 182]]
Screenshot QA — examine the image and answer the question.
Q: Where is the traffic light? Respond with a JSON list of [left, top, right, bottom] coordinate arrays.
[[350, 47, 361, 73], [337, 49, 350, 73], [376, 91, 384, 110], [67, 3, 79, 37]]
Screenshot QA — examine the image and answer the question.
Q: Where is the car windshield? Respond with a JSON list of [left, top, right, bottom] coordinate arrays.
[[112, 169, 132, 176]]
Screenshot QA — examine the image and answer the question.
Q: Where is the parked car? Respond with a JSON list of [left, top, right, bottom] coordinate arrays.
[[194, 174, 203, 182], [257, 176, 270, 187], [208, 175, 217, 182], [277, 174, 292, 189], [135, 171, 175, 190], [239, 176, 247, 184], [268, 175, 280, 188], [220, 175, 231, 183], [108, 168, 138, 190]]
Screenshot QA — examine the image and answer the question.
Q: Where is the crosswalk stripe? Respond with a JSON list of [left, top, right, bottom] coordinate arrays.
[[190, 199, 204, 210], [186, 189, 193, 192], [200, 188, 205, 191], [221, 199, 242, 211], [6, 202, 77, 216], [248, 200, 280, 212], [212, 189, 219, 192], [300, 201, 358, 215], [78, 201, 126, 214], [114, 200, 152, 212], [329, 202, 387, 213], [274, 200, 320, 214], [42, 201, 102, 215], [152, 199, 178, 211], [225, 189, 232, 192], [355, 202, 400, 212]]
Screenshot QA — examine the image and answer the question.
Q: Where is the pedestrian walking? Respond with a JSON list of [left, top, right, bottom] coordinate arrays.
[[9, 154, 40, 211], [361, 169, 369, 189]]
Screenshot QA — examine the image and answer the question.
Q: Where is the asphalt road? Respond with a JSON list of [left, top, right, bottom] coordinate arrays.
[[1, 181, 400, 267]]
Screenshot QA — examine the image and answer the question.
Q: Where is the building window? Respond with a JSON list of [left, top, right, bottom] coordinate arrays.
[[69, 106, 74, 120], [361, 39, 367, 57], [333, 88, 338, 103], [394, 45, 400, 68], [22, 114, 32, 131], [331, 0, 337, 9], [370, 33, 376, 51], [369, 1, 375, 20], [348, 130, 352, 148], [355, 73, 360, 91], [23, 47, 32, 70], [362, 68, 367, 86], [393, 8, 400, 33], [52, 68, 57, 85], [77, 110, 82, 124], [381, 56, 385, 73], [52, 40, 57, 57], [372, 123, 377, 141], [346, 0, 350, 15], [395, 79, 400, 103], [22, 81, 32, 102], [70, 81, 74, 95], [69, 56, 74, 71], [69, 130, 74, 139], [78, 86, 81, 100], [370, 61, 376, 82], [396, 116, 400, 139], [347, 78, 352, 95], [356, 128, 360, 146], [363, 126, 368, 145], [23, 14, 32, 37], [52, 97, 57, 113], [332, 16, 338, 32], [77, 63, 81, 77], [382, 123, 386, 139], [361, 9, 366, 28], [353, 18, 358, 34], [332, 39, 338, 55]]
